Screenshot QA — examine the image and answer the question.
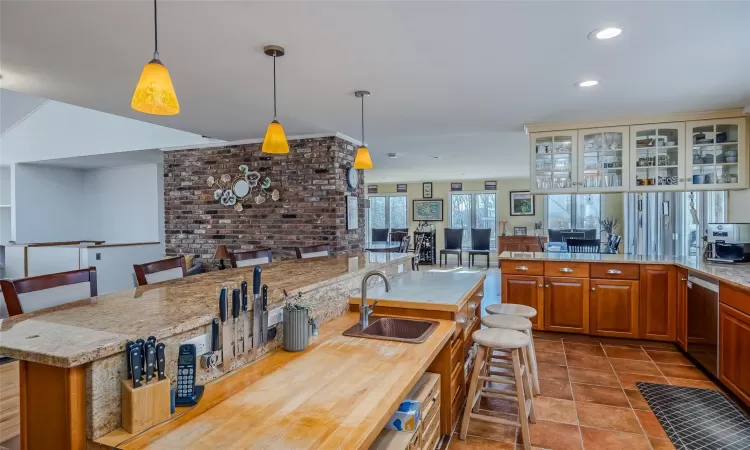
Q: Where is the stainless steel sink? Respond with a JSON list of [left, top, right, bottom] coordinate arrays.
[[343, 316, 439, 343]]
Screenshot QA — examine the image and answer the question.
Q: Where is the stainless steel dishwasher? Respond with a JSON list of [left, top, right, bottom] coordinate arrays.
[[687, 273, 720, 377]]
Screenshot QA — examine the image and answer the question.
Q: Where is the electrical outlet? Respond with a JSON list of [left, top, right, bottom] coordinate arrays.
[[397, 264, 404, 273], [181, 333, 210, 356], [268, 307, 284, 327], [96, 253, 102, 260]]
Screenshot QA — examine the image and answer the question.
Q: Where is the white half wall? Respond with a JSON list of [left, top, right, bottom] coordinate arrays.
[[86, 244, 164, 294]]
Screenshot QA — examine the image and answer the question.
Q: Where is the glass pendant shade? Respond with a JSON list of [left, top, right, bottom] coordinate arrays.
[[262, 120, 289, 154], [354, 146, 373, 169], [131, 59, 180, 115]]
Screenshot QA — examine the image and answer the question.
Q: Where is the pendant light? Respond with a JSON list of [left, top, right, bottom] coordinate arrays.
[[262, 45, 289, 154], [131, 0, 180, 115], [354, 90, 373, 169]]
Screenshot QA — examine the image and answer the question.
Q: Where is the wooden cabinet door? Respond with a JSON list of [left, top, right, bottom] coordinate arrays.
[[719, 304, 750, 406], [502, 275, 544, 329], [676, 268, 688, 351], [639, 265, 677, 341], [544, 277, 589, 334], [590, 279, 639, 338]]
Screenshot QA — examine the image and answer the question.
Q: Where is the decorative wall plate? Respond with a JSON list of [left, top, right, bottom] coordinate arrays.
[[209, 165, 280, 209]]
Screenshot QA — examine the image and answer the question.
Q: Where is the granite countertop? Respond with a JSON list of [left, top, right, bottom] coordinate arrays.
[[0, 253, 409, 368], [96, 313, 456, 450], [499, 251, 750, 291], [349, 270, 486, 312]]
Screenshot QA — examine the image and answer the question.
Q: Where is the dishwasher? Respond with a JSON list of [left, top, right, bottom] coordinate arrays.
[[687, 274, 720, 377]]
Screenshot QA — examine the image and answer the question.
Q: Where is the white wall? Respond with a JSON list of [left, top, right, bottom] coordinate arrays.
[[728, 190, 750, 222], [85, 244, 164, 294]]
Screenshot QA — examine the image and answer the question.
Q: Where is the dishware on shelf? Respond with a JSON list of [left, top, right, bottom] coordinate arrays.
[[693, 175, 703, 184], [702, 154, 715, 164], [724, 150, 738, 157], [716, 132, 727, 143], [666, 141, 676, 146], [693, 133, 705, 144], [726, 156, 738, 163], [697, 138, 714, 144]]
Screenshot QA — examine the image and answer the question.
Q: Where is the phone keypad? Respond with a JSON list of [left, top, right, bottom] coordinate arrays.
[[176, 366, 194, 397]]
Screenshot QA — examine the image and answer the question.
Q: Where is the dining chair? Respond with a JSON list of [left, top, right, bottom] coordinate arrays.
[[412, 234, 425, 271], [134, 256, 188, 286], [468, 228, 491, 269], [609, 235, 622, 253], [390, 228, 409, 235], [440, 228, 464, 266], [535, 235, 545, 251], [560, 231, 585, 243], [371, 228, 389, 242], [398, 236, 411, 253], [230, 249, 273, 268], [389, 231, 408, 243], [566, 238, 600, 253], [295, 245, 331, 259], [0, 267, 98, 317]]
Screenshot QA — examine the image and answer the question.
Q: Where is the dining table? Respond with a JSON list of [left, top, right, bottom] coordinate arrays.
[[365, 242, 404, 253]]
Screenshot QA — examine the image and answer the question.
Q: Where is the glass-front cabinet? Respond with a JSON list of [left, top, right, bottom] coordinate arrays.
[[629, 123, 686, 191], [530, 131, 578, 194], [577, 127, 629, 193], [686, 118, 747, 190]]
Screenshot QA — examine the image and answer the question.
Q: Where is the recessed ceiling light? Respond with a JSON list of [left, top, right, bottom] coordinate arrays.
[[577, 80, 599, 87], [431, 156, 440, 159], [589, 27, 622, 40], [387, 153, 398, 159]]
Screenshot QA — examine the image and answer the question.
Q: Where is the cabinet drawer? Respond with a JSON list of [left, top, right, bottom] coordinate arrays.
[[422, 392, 440, 439], [545, 261, 590, 278], [501, 260, 544, 276], [450, 360, 463, 399], [450, 388, 464, 428], [591, 263, 639, 280], [422, 401, 440, 448]]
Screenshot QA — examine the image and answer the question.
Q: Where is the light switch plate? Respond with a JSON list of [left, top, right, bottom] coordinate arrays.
[[181, 333, 210, 356], [397, 264, 404, 273], [268, 307, 283, 327]]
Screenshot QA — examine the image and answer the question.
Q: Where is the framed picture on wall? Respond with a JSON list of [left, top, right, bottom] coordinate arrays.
[[413, 199, 443, 221], [514, 227, 527, 236], [368, 185, 378, 194], [397, 184, 407, 193], [422, 182, 433, 198], [510, 191, 535, 216], [451, 182, 462, 191], [346, 195, 359, 230], [485, 181, 497, 190]]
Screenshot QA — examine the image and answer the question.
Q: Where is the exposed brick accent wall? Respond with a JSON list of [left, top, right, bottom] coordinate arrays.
[[164, 136, 365, 262]]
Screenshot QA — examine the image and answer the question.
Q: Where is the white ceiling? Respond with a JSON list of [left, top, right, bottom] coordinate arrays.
[[26, 149, 164, 170], [0, 88, 48, 135], [2, 1, 749, 183]]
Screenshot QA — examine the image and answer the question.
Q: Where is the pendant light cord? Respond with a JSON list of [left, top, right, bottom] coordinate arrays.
[[153, 0, 159, 59], [273, 53, 277, 120], [361, 96, 365, 146]]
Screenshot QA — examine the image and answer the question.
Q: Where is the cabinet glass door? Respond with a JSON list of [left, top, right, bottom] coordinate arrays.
[[578, 127, 628, 192], [631, 123, 685, 191], [688, 119, 745, 189], [531, 132, 577, 193]]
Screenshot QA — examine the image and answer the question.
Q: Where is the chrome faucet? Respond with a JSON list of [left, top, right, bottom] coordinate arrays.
[[360, 270, 391, 328]]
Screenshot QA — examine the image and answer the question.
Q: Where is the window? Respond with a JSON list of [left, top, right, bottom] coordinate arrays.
[[450, 192, 497, 249], [366, 195, 407, 242], [546, 194, 602, 239]]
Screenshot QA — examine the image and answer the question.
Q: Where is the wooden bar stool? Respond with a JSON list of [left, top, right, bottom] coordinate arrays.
[[485, 303, 539, 395], [460, 328, 536, 449], [481, 314, 540, 396]]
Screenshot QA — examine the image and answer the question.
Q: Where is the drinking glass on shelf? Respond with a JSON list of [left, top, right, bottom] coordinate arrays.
[[614, 134, 622, 149], [605, 133, 615, 149], [594, 134, 603, 150]]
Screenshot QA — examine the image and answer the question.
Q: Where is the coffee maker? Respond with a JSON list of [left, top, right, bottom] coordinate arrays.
[[707, 223, 750, 263]]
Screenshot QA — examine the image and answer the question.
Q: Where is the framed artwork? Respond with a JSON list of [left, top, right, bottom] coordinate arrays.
[[413, 199, 443, 221], [485, 181, 497, 190], [422, 182, 433, 198], [346, 195, 359, 229], [451, 182, 463, 191], [514, 227, 528, 236], [397, 184, 407, 193], [510, 191, 535, 216], [367, 185, 378, 194]]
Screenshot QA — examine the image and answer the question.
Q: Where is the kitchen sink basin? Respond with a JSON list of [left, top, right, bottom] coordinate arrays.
[[343, 317, 439, 343]]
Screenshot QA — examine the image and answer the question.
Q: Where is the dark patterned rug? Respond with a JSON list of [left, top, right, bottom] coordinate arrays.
[[637, 382, 750, 450]]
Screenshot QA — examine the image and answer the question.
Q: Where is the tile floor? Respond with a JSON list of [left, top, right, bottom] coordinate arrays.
[[444, 332, 726, 450]]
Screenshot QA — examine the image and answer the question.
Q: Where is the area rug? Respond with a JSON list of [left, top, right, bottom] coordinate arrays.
[[637, 382, 750, 449]]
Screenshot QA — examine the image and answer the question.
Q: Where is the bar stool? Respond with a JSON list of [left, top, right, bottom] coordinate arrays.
[[484, 304, 540, 396], [459, 328, 536, 449], [481, 314, 540, 396]]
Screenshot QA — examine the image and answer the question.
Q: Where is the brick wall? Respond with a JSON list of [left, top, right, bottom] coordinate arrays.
[[164, 135, 365, 262]]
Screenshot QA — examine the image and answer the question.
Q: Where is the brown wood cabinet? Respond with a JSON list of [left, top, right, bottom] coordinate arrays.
[[497, 236, 546, 254], [501, 274, 544, 329], [719, 303, 750, 406], [676, 268, 688, 351], [639, 265, 677, 341], [589, 279, 639, 338], [544, 277, 590, 334]]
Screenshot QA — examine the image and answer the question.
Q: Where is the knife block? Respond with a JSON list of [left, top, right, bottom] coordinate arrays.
[[121, 377, 171, 434]]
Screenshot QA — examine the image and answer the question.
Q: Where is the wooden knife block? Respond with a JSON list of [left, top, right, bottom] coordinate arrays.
[[121, 377, 171, 434]]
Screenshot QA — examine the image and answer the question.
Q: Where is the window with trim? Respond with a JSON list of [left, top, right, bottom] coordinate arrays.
[[450, 192, 497, 249], [545, 194, 603, 239], [366, 195, 407, 243]]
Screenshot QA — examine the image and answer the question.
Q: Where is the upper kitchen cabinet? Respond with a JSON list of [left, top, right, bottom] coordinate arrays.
[[630, 123, 686, 191], [530, 131, 578, 194], [686, 118, 748, 190], [577, 127, 629, 193]]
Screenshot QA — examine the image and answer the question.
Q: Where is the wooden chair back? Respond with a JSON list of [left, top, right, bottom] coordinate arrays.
[[371, 228, 389, 242], [389, 231, 408, 243], [566, 238, 600, 253], [230, 249, 273, 268], [133, 256, 187, 286], [295, 245, 331, 259], [470, 228, 491, 251], [398, 236, 411, 253], [444, 228, 464, 250], [0, 267, 98, 317]]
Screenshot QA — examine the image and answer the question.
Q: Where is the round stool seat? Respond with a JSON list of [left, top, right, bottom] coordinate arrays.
[[486, 303, 537, 318], [472, 328, 529, 350], [482, 314, 532, 331]]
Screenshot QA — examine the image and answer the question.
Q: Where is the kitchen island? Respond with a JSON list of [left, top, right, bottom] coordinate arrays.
[[0, 253, 410, 449]]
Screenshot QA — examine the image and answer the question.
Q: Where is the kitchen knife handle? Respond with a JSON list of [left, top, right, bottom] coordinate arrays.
[[145, 343, 156, 383], [261, 284, 268, 310], [147, 335, 157, 347], [130, 348, 142, 389], [253, 266, 262, 295], [241, 281, 248, 311], [219, 287, 228, 323], [232, 289, 241, 319], [211, 318, 220, 352], [135, 339, 146, 373], [156, 343, 166, 380], [125, 341, 135, 379]]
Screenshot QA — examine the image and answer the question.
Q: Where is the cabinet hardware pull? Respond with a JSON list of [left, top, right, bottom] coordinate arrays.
[[477, 291, 484, 297], [456, 316, 467, 325], [516, 266, 529, 271], [681, 278, 687, 281], [606, 269, 622, 275], [545, 284, 549, 288], [469, 301, 477, 310], [592, 287, 596, 291], [538, 284, 543, 288], [559, 267, 574, 273]]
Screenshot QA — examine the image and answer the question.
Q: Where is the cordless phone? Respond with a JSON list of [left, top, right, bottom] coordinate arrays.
[[176, 344, 196, 399]]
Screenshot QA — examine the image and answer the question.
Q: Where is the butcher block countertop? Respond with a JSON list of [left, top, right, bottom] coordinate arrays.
[[95, 312, 456, 450], [0, 253, 409, 368], [349, 270, 486, 312], [499, 251, 750, 291]]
